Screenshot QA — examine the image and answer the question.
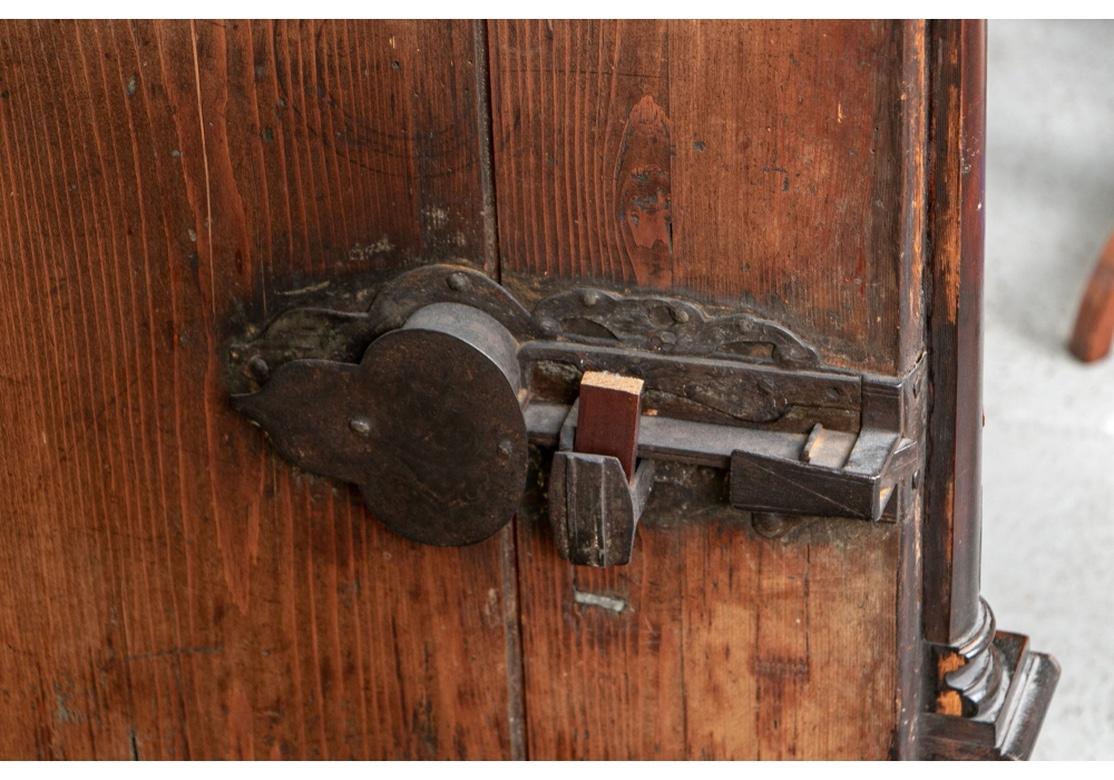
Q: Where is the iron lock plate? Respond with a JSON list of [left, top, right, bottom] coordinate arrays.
[[227, 263, 924, 565]]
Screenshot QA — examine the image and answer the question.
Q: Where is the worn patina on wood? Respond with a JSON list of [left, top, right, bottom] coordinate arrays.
[[0, 19, 1055, 760], [0, 19, 521, 760]]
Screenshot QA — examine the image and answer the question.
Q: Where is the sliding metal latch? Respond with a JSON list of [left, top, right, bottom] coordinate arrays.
[[227, 264, 923, 566]]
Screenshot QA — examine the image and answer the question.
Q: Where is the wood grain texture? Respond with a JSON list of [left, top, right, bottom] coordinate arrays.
[[893, 21, 929, 759], [488, 20, 925, 373], [495, 20, 928, 759], [515, 460, 686, 759], [922, 20, 987, 646], [517, 465, 900, 759], [0, 19, 518, 759], [0, 19, 989, 761]]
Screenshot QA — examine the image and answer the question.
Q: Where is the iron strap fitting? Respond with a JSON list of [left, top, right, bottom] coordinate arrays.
[[227, 263, 925, 567]]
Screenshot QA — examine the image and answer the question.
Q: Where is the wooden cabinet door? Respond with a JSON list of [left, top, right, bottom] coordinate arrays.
[[489, 20, 922, 760], [0, 19, 1055, 760]]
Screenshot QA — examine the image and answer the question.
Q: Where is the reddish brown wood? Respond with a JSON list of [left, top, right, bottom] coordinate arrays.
[[573, 371, 643, 479], [615, 95, 674, 288], [0, 19, 518, 759], [491, 19, 928, 759], [1070, 229, 1114, 362], [0, 18, 1054, 761], [513, 508, 687, 759], [489, 20, 922, 374], [893, 22, 930, 756], [923, 19, 987, 646], [514, 492, 902, 759]]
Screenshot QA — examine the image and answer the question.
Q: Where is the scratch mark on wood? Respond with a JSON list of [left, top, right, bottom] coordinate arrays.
[[573, 588, 628, 613]]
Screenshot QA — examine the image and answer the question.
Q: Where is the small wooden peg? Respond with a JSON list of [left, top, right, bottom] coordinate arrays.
[[573, 371, 644, 480]]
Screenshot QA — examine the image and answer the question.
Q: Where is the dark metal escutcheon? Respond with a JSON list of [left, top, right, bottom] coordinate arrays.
[[233, 302, 528, 546]]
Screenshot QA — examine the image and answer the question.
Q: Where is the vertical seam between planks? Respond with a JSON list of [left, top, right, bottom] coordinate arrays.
[[476, 19, 528, 760], [473, 20, 501, 282]]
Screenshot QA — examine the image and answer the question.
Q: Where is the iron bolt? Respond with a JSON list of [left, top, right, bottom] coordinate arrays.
[[349, 417, 373, 437]]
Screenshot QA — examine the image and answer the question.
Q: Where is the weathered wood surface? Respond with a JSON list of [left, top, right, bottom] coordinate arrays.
[[517, 464, 901, 759], [0, 18, 965, 761], [0, 19, 518, 759], [488, 19, 925, 375], [491, 19, 928, 759]]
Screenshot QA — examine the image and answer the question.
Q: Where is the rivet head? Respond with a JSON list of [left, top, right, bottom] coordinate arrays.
[[753, 513, 803, 539], [349, 417, 372, 437], [497, 439, 514, 459], [446, 272, 470, 291], [539, 317, 559, 336], [581, 290, 601, 307], [671, 307, 691, 324], [247, 355, 271, 383]]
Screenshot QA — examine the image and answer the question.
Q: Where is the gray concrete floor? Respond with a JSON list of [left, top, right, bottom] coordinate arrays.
[[983, 20, 1114, 760]]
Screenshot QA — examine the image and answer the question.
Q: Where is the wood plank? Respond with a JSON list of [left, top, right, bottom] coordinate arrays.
[[573, 371, 644, 479], [681, 519, 899, 759], [0, 19, 515, 759], [517, 462, 901, 759], [492, 20, 926, 758], [489, 20, 920, 374], [515, 461, 687, 759]]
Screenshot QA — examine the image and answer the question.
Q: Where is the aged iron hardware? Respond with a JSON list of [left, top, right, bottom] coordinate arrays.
[[232, 301, 528, 546], [229, 264, 923, 563]]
